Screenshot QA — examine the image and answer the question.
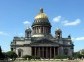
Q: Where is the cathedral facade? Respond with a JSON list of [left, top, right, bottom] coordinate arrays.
[[11, 8, 74, 58]]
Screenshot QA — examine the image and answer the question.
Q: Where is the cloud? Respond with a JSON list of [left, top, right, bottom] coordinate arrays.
[[52, 16, 61, 22], [23, 21, 31, 25], [72, 37, 84, 41], [23, 21, 31, 28], [63, 19, 81, 26], [52, 16, 81, 26], [0, 31, 9, 36], [75, 37, 84, 41]]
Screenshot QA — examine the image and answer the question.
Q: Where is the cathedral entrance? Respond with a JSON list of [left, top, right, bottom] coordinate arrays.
[[18, 49, 23, 57], [32, 47, 58, 59]]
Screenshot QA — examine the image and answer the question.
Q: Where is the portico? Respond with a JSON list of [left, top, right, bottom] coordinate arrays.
[[32, 46, 58, 58]]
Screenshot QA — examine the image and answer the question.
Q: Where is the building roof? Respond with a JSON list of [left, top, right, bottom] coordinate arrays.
[[56, 28, 62, 32], [13, 36, 25, 41], [25, 28, 31, 32]]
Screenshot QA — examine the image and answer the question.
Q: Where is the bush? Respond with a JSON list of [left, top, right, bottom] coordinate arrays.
[[22, 55, 40, 60], [32, 56, 40, 59], [54, 55, 69, 59], [22, 55, 32, 60], [6, 51, 17, 60]]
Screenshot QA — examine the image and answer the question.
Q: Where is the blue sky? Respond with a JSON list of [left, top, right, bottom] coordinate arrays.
[[0, 0, 84, 52]]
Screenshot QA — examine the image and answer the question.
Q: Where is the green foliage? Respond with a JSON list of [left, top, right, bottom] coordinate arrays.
[[73, 52, 84, 59], [0, 53, 6, 60], [6, 51, 17, 60], [54, 55, 69, 59], [82, 52, 84, 55], [0, 46, 2, 53], [22, 55, 40, 60], [81, 50, 84, 55], [73, 52, 79, 58], [0, 46, 6, 59], [22, 55, 32, 60], [32, 56, 40, 59]]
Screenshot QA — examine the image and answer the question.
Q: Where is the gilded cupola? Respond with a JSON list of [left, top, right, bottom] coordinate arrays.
[[32, 8, 51, 27], [35, 8, 48, 19]]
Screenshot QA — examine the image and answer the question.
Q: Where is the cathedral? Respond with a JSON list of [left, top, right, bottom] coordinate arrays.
[[10, 8, 74, 59]]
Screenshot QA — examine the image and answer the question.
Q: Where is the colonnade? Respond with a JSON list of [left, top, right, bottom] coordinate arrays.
[[32, 26, 50, 34], [32, 47, 58, 58]]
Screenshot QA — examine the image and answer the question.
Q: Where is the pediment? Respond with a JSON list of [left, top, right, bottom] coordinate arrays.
[[31, 38, 58, 44]]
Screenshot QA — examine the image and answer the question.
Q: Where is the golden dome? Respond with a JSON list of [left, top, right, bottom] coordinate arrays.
[[35, 8, 48, 19]]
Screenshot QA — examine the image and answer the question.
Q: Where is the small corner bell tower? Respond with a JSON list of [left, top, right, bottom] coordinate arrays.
[[25, 27, 31, 38], [55, 28, 62, 39]]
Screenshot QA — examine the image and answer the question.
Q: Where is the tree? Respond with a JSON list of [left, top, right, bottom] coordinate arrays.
[[73, 52, 82, 59], [54, 55, 69, 59], [0, 46, 6, 59], [0, 46, 2, 54], [6, 51, 17, 60], [80, 49, 84, 55]]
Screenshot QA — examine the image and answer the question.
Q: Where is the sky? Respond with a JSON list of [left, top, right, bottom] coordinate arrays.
[[0, 0, 84, 52]]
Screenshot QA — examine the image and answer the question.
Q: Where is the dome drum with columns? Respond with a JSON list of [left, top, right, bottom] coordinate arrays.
[[32, 8, 51, 37], [10, 8, 74, 58]]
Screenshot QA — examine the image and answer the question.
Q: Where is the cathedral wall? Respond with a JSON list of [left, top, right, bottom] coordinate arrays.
[[59, 40, 63, 44], [63, 47, 73, 56], [58, 46, 63, 55], [16, 41, 24, 45], [23, 47, 31, 56], [15, 47, 24, 57], [25, 40, 31, 44], [67, 47, 73, 56], [15, 47, 31, 57]]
